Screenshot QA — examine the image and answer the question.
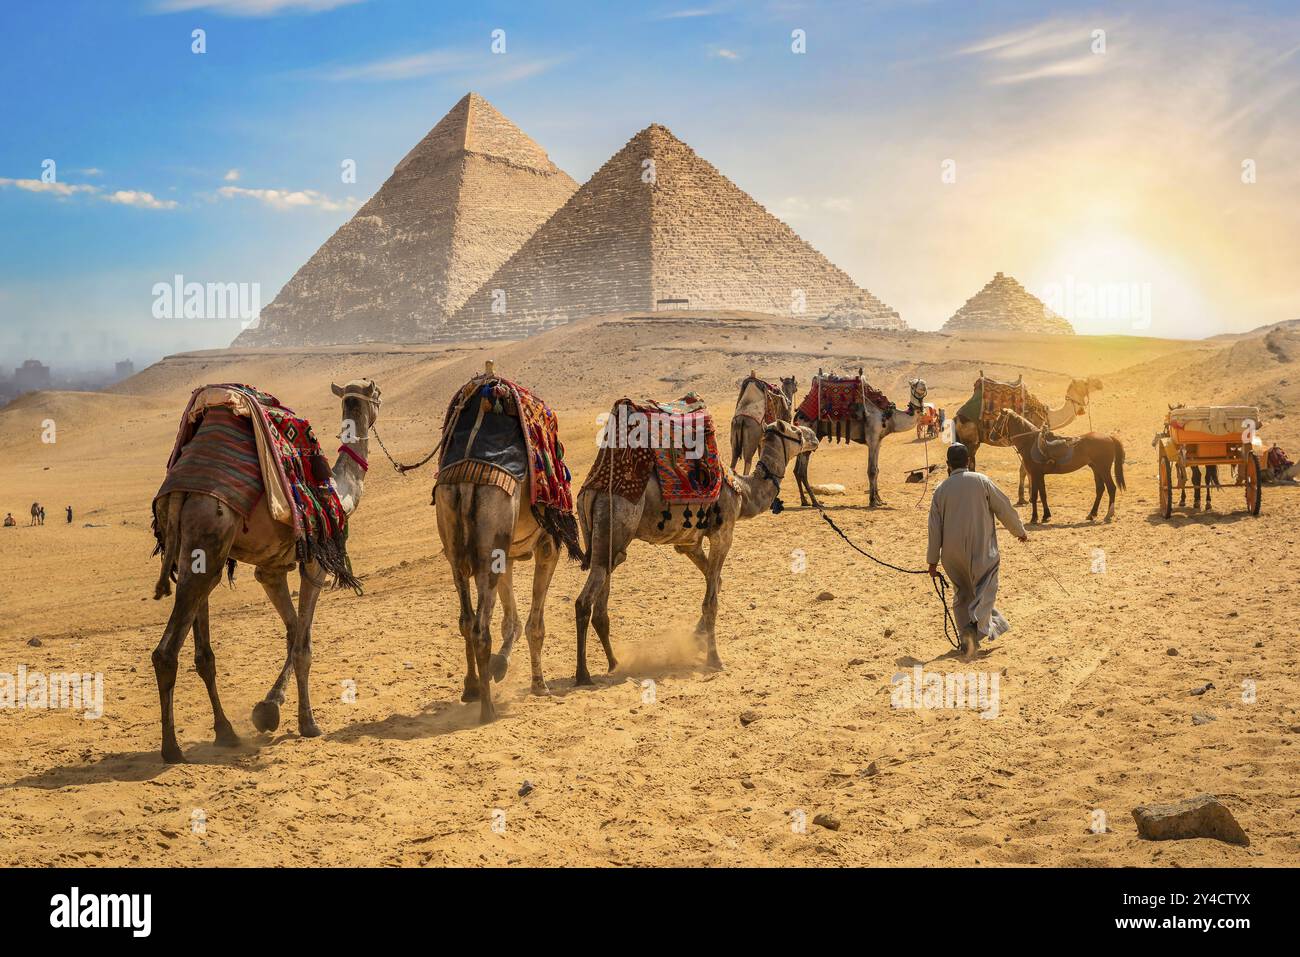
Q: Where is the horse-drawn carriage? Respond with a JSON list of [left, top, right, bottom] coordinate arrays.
[[1155, 405, 1262, 518], [915, 403, 944, 440]]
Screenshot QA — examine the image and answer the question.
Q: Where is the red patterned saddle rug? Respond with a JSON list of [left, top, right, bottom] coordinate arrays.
[[958, 376, 1049, 443], [583, 395, 739, 514], [795, 374, 895, 443], [734, 377, 790, 427]]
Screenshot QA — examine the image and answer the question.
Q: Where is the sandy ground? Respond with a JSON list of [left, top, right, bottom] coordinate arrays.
[[1, 313, 1297, 866]]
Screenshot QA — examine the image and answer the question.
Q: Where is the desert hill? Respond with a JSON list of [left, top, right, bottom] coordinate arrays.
[[1, 317, 1297, 867]]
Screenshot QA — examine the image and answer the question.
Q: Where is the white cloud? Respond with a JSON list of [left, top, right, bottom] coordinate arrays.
[[991, 54, 1104, 85], [960, 19, 1110, 85], [325, 49, 474, 82], [712, 47, 741, 60], [658, 7, 723, 19], [101, 190, 178, 210], [153, 0, 365, 16], [0, 178, 97, 196], [76, 167, 104, 177], [218, 185, 355, 211], [223, 168, 241, 181]]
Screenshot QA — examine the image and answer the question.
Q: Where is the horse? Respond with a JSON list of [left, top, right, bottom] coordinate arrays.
[[989, 409, 1126, 523]]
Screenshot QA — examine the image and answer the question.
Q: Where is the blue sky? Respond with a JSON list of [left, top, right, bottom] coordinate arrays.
[[2, 0, 1298, 370]]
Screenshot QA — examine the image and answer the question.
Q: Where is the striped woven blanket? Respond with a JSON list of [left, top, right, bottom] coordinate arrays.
[[153, 384, 357, 591]]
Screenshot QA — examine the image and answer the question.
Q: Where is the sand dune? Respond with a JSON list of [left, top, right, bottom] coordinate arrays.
[[2, 315, 1297, 866]]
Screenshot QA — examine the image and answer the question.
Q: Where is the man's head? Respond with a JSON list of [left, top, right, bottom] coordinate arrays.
[[947, 442, 969, 472]]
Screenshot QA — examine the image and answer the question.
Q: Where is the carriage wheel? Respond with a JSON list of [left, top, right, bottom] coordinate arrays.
[[1244, 452, 1262, 516], [1159, 455, 1173, 519]]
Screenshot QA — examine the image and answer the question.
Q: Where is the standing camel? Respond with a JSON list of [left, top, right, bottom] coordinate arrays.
[[792, 378, 928, 508], [433, 368, 582, 723], [988, 409, 1125, 523], [29, 502, 40, 526], [574, 419, 814, 681], [954, 374, 1101, 504], [150, 379, 380, 763], [730, 373, 797, 473]]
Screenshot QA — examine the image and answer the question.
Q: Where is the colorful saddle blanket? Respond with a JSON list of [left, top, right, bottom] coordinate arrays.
[[734, 377, 790, 427], [154, 383, 356, 590], [434, 375, 579, 558], [958, 376, 1049, 441], [583, 395, 737, 506], [794, 374, 895, 444]]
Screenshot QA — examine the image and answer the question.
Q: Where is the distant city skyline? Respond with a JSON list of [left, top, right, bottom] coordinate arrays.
[[2, 0, 1298, 366]]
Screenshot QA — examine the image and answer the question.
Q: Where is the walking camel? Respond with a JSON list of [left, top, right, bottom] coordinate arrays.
[[730, 373, 797, 473], [433, 368, 582, 723], [150, 379, 380, 763], [954, 374, 1101, 504], [988, 408, 1126, 523], [574, 418, 815, 681], [30, 503, 40, 526], [792, 377, 929, 509]]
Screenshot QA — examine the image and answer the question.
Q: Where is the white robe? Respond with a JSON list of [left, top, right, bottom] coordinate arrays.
[[926, 468, 1027, 639]]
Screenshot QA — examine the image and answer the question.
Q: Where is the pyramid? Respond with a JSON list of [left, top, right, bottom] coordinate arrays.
[[943, 272, 1075, 335], [443, 124, 904, 339], [234, 93, 577, 346]]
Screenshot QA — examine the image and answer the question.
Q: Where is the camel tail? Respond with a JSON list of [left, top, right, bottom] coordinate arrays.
[[1113, 435, 1126, 491], [153, 492, 185, 600], [576, 490, 595, 571]]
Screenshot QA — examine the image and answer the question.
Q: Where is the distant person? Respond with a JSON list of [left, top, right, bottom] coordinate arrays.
[[1267, 443, 1293, 480], [927, 442, 1028, 659], [38, 506, 45, 526], [3, 513, 14, 527], [66, 505, 73, 524]]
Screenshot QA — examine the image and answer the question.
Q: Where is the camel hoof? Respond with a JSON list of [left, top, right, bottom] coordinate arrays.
[[606, 657, 619, 673], [531, 680, 553, 697], [460, 685, 480, 703], [299, 718, 322, 738], [161, 745, 187, 765], [705, 655, 724, 671], [574, 671, 594, 687], [251, 700, 280, 733], [489, 653, 509, 683], [215, 725, 241, 748]]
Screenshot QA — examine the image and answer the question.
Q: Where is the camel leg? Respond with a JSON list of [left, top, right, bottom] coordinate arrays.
[[251, 566, 298, 733], [1016, 464, 1028, 506], [291, 564, 324, 738], [699, 527, 733, 670], [193, 592, 239, 747], [794, 452, 820, 508], [592, 574, 617, 673], [575, 493, 631, 685], [867, 438, 883, 507], [152, 499, 235, 762], [452, 571, 480, 703], [524, 539, 559, 695], [575, 564, 606, 687], [471, 559, 502, 723], [489, 563, 521, 684]]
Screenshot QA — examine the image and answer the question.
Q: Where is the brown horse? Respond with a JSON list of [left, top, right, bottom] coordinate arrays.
[[989, 409, 1126, 524]]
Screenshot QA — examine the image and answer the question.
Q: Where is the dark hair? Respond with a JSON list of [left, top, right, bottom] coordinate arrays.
[[946, 443, 969, 470]]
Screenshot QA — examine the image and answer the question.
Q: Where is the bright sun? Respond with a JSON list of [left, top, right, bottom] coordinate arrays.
[[1029, 232, 1212, 338]]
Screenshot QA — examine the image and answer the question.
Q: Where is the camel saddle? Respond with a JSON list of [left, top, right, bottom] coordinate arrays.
[[959, 375, 1050, 441], [795, 374, 895, 444], [735, 376, 790, 427]]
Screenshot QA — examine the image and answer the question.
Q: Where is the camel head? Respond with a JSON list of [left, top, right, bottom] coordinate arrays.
[[761, 419, 811, 468], [907, 377, 928, 411], [780, 375, 798, 399], [1066, 376, 1102, 411], [332, 378, 382, 433]]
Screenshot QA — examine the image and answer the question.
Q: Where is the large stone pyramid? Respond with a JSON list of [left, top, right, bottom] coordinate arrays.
[[943, 271, 1074, 335], [444, 124, 904, 339], [234, 93, 577, 346]]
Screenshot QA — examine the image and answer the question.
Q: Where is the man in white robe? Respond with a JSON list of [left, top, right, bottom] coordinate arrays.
[[927, 443, 1027, 659]]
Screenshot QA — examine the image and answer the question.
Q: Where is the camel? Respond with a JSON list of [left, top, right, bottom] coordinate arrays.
[[792, 377, 928, 509], [730, 373, 797, 473], [989, 409, 1125, 523], [954, 375, 1101, 504], [433, 370, 581, 724], [574, 419, 814, 681], [29, 502, 40, 526], [150, 379, 380, 763]]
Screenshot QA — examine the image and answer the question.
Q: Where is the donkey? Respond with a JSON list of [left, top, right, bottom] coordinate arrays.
[[989, 409, 1126, 523]]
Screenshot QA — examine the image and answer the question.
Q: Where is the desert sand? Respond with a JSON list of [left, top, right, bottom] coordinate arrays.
[[1, 313, 1297, 866]]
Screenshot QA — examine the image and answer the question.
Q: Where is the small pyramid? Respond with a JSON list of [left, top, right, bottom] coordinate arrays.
[[234, 93, 577, 346], [444, 124, 904, 339], [943, 271, 1074, 335]]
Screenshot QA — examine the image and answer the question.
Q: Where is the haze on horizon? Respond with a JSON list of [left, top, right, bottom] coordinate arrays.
[[1, 0, 1297, 371]]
